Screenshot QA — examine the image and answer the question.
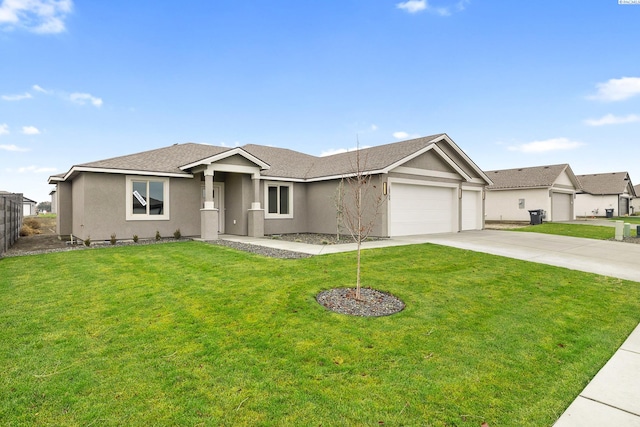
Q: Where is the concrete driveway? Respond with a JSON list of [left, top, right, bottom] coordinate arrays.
[[398, 229, 640, 282]]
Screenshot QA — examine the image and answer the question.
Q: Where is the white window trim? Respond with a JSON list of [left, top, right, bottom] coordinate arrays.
[[126, 176, 170, 221], [264, 181, 293, 219]]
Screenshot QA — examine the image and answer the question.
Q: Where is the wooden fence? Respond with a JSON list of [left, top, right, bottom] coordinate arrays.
[[1, 193, 23, 256]]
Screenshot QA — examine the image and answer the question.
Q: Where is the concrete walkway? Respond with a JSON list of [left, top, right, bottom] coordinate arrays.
[[220, 230, 640, 426]]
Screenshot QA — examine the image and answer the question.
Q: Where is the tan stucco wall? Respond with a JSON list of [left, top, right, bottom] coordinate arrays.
[[56, 182, 73, 237], [223, 173, 251, 236], [263, 182, 309, 235], [71, 172, 201, 241], [485, 188, 550, 221]]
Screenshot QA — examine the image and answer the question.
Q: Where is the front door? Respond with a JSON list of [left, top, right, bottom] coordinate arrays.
[[201, 183, 225, 233]]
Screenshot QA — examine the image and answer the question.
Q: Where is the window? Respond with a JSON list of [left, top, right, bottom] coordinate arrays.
[[126, 176, 170, 220], [265, 182, 293, 218]]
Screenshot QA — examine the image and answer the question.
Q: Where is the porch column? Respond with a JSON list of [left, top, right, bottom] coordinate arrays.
[[247, 173, 264, 237], [200, 169, 219, 240]]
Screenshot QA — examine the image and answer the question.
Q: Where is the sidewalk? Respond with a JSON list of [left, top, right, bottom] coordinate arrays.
[[219, 230, 640, 426]]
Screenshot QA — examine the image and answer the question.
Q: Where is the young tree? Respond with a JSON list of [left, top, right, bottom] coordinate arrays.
[[337, 142, 386, 300]]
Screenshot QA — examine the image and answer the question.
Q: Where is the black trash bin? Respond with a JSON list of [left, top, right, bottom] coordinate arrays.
[[605, 208, 614, 218], [528, 209, 544, 225]]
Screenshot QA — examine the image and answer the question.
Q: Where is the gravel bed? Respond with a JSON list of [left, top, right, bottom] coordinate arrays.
[[209, 240, 311, 259], [316, 287, 405, 317], [609, 236, 640, 244], [268, 233, 383, 245]]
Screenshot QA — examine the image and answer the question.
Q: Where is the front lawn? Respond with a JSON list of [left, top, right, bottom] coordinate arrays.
[[1, 242, 639, 426], [511, 222, 637, 239]]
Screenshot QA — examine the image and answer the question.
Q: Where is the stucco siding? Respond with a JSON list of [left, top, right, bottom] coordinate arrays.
[[485, 188, 550, 221], [575, 194, 620, 217], [56, 182, 73, 237], [223, 173, 251, 236], [263, 182, 309, 235], [72, 172, 201, 241], [403, 150, 456, 173]]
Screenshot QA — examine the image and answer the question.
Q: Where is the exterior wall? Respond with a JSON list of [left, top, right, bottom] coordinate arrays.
[[485, 188, 550, 221], [223, 173, 251, 236], [574, 194, 620, 217], [263, 182, 309, 235], [632, 196, 640, 214], [70, 172, 201, 241], [434, 141, 484, 180], [403, 150, 455, 173], [72, 174, 86, 239], [305, 180, 342, 235], [56, 182, 73, 237]]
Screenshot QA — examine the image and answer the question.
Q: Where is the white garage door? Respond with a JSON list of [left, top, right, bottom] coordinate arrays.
[[551, 192, 572, 221], [461, 190, 482, 230], [390, 183, 455, 236]]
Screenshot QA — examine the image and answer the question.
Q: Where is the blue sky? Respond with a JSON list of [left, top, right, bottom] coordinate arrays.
[[1, 0, 639, 203]]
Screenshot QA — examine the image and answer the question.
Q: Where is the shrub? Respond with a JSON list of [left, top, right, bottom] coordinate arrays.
[[19, 225, 36, 236], [22, 217, 41, 230], [133, 234, 139, 243], [110, 233, 117, 245], [173, 229, 181, 239], [84, 236, 91, 247], [155, 230, 161, 241]]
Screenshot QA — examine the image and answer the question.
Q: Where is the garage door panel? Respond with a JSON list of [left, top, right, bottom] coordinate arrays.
[[390, 183, 455, 236], [551, 192, 572, 221]]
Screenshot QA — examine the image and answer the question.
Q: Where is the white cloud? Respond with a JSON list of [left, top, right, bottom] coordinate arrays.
[[397, 0, 427, 13], [588, 77, 640, 102], [32, 84, 50, 93], [0, 0, 73, 34], [320, 145, 372, 157], [371, 124, 378, 131], [1, 144, 30, 152], [69, 92, 103, 107], [1, 92, 32, 101], [392, 131, 421, 140], [393, 131, 409, 139], [397, 0, 466, 16], [22, 125, 40, 135], [16, 165, 57, 173], [507, 137, 584, 153], [584, 113, 640, 126], [0, 123, 9, 135]]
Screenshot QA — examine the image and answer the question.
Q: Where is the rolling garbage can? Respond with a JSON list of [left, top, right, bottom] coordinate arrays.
[[528, 209, 544, 225], [605, 208, 614, 218]]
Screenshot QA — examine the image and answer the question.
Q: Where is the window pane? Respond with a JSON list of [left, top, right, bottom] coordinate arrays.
[[268, 186, 278, 214], [132, 181, 147, 214], [148, 181, 164, 215], [280, 186, 289, 214]]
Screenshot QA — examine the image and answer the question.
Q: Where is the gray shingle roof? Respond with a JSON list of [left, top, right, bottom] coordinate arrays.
[[485, 164, 575, 190], [55, 133, 492, 184], [576, 172, 633, 195], [79, 143, 229, 175]]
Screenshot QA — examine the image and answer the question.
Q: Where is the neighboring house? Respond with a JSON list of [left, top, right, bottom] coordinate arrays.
[[632, 185, 640, 215], [22, 197, 37, 216], [574, 172, 636, 217], [48, 134, 492, 241], [484, 164, 581, 222]]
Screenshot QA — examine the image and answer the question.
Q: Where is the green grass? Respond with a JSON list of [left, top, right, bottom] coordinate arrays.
[[1, 242, 639, 426], [611, 216, 640, 224], [512, 222, 637, 239]]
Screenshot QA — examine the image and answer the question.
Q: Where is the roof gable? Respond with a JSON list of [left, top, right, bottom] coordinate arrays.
[[486, 164, 579, 190], [577, 172, 635, 196]]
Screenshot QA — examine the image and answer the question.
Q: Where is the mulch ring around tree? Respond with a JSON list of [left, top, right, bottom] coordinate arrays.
[[316, 287, 405, 317]]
